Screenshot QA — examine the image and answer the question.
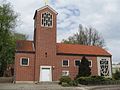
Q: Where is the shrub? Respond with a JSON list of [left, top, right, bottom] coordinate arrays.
[[91, 76, 105, 82], [104, 77, 113, 81], [59, 76, 78, 86], [77, 76, 107, 85], [77, 77, 90, 85], [69, 80, 78, 86], [59, 76, 71, 85], [113, 70, 120, 80], [77, 56, 91, 78], [61, 82, 70, 87]]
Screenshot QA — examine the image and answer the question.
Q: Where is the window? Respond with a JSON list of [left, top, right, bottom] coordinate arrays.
[[100, 59, 109, 76], [89, 60, 92, 67], [75, 60, 81, 66], [62, 60, 69, 67], [62, 70, 69, 76], [20, 57, 29, 66], [41, 12, 53, 27]]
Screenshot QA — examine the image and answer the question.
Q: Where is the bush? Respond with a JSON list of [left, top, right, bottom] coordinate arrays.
[[59, 76, 71, 85], [69, 80, 78, 86], [77, 56, 91, 77], [59, 76, 78, 86], [61, 82, 70, 87], [104, 77, 113, 81], [77, 77, 91, 85], [91, 76, 105, 82], [113, 70, 120, 80], [77, 76, 108, 85]]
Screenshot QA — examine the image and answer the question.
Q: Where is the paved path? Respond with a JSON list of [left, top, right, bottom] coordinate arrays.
[[0, 83, 85, 90], [0, 83, 120, 90], [89, 85, 120, 90]]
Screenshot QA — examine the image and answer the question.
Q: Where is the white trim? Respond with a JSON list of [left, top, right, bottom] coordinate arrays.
[[41, 11, 53, 28], [37, 5, 58, 15], [32, 42, 35, 51], [97, 57, 112, 77], [74, 59, 81, 67], [62, 70, 69, 76], [62, 59, 69, 67], [15, 81, 34, 83], [39, 66, 52, 82], [89, 60, 92, 67], [20, 57, 29, 66]]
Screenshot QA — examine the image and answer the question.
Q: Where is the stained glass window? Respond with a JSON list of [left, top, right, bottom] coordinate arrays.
[[100, 59, 109, 76], [41, 12, 53, 27]]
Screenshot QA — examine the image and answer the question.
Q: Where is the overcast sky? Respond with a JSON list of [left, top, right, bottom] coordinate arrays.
[[4, 0, 120, 63]]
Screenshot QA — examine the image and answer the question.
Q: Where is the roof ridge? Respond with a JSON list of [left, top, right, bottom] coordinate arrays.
[[37, 5, 58, 14], [57, 43, 111, 56], [57, 43, 101, 48]]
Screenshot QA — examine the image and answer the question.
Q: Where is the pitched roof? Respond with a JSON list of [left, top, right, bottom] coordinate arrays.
[[33, 5, 58, 19], [37, 5, 58, 14], [16, 41, 111, 56], [56, 43, 111, 56], [16, 40, 35, 52]]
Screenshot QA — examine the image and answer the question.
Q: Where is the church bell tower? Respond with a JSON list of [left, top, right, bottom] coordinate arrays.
[[33, 5, 58, 81]]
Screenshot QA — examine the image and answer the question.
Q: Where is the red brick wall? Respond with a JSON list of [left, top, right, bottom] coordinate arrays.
[[34, 7, 57, 82], [15, 53, 35, 81], [15, 52, 99, 81], [52, 55, 98, 81]]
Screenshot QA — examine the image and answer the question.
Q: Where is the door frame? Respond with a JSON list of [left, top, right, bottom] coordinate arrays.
[[39, 66, 52, 82]]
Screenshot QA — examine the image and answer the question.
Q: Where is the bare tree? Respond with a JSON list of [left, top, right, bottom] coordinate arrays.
[[62, 24, 105, 48]]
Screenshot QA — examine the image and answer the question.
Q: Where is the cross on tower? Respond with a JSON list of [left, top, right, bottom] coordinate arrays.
[[44, 0, 48, 5]]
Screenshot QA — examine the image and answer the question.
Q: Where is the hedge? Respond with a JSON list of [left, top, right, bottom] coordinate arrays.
[[77, 76, 120, 85]]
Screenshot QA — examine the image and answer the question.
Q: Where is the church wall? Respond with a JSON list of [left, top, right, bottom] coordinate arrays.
[[52, 55, 98, 81], [15, 53, 35, 82]]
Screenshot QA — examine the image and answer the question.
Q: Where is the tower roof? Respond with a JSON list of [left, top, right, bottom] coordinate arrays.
[[37, 5, 58, 14], [33, 5, 58, 19]]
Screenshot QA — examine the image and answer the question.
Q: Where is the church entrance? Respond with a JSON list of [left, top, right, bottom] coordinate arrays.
[[39, 66, 52, 82]]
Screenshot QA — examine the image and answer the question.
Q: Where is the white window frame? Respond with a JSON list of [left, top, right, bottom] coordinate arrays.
[[20, 57, 29, 66], [41, 11, 53, 28], [74, 59, 81, 67], [62, 59, 69, 67], [62, 70, 69, 76], [89, 60, 92, 67]]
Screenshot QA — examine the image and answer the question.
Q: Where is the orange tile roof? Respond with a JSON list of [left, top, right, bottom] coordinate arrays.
[[16, 40, 35, 52], [16, 40, 111, 56], [57, 43, 111, 56]]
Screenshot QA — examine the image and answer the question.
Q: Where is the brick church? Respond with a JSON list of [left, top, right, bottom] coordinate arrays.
[[15, 5, 112, 83]]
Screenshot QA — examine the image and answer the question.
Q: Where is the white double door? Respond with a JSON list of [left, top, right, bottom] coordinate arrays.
[[40, 66, 52, 82]]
